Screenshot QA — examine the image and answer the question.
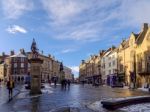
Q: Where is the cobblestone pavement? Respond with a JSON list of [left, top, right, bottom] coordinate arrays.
[[0, 84, 21, 105], [0, 84, 149, 112]]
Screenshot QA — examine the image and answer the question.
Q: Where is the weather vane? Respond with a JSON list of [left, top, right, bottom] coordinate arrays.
[[31, 38, 39, 58]]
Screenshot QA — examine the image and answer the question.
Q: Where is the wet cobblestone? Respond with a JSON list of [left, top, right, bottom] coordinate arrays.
[[0, 84, 149, 112]]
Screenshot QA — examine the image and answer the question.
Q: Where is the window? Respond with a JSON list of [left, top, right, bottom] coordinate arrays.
[[14, 63, 17, 68], [112, 55, 115, 58], [109, 62, 111, 67], [21, 63, 24, 68], [103, 58, 105, 62], [28, 63, 30, 68], [21, 58, 24, 62], [109, 70, 111, 74], [13, 69, 17, 74], [120, 64, 123, 72], [13, 58, 17, 62], [103, 71, 105, 75], [113, 61, 115, 66], [103, 64, 105, 69], [21, 69, 24, 74]]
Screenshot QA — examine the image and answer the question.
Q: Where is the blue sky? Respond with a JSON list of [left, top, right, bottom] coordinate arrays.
[[0, 0, 150, 77]]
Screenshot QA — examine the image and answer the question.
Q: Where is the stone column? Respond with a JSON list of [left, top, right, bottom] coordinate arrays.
[[29, 58, 43, 95]]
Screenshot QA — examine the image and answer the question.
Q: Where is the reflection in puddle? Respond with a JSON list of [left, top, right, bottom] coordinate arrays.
[[31, 97, 40, 112]]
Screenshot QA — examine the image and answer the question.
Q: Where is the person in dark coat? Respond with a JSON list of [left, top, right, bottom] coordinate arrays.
[[67, 80, 71, 89], [7, 78, 15, 98], [64, 79, 67, 89], [54, 78, 57, 88]]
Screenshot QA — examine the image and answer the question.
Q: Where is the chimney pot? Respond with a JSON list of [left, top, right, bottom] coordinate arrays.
[[143, 23, 148, 31], [10, 50, 15, 55]]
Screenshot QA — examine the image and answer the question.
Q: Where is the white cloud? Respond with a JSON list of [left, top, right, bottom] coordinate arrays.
[[55, 21, 103, 42], [6, 25, 27, 34], [1, 0, 33, 19], [69, 66, 79, 77], [61, 49, 75, 53], [41, 0, 150, 42], [41, 0, 87, 25]]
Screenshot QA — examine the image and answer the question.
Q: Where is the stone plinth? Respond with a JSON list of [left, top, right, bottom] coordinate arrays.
[[29, 58, 43, 95]]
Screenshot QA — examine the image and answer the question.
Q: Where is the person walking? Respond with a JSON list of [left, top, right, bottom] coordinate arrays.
[[7, 77, 15, 99], [67, 80, 71, 89], [54, 78, 57, 88], [64, 79, 67, 90]]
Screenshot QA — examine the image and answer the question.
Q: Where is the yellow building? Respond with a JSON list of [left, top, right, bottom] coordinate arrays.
[[51, 59, 61, 81], [79, 60, 87, 82], [27, 52, 54, 82], [79, 51, 105, 84], [118, 23, 150, 88], [0, 63, 7, 80]]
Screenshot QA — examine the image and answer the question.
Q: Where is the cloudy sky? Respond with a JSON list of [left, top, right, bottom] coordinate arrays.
[[0, 0, 150, 77]]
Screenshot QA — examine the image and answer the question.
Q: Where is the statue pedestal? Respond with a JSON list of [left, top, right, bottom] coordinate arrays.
[[29, 58, 43, 95]]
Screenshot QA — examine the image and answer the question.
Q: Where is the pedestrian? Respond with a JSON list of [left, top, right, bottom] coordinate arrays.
[[61, 79, 64, 90], [67, 80, 71, 89], [7, 77, 15, 99], [49, 79, 51, 86], [82, 81, 85, 86], [64, 79, 67, 90], [54, 79, 57, 88]]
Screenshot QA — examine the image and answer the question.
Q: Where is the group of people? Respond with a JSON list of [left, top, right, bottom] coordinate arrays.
[[61, 79, 71, 90]]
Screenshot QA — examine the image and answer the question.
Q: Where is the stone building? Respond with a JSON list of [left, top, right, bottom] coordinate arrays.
[[79, 23, 150, 88], [27, 52, 53, 82], [0, 52, 9, 81], [5, 50, 28, 82], [63, 66, 72, 80], [117, 23, 150, 88], [11, 54, 28, 82], [79, 51, 105, 84], [79, 60, 87, 82], [0, 63, 7, 81], [51, 59, 61, 82]]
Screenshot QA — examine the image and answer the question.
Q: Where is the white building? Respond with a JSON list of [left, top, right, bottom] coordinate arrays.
[[106, 49, 118, 76], [101, 50, 111, 83], [101, 46, 117, 84]]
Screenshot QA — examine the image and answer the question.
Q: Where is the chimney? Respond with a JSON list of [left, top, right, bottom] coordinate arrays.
[[20, 49, 25, 54], [48, 54, 51, 58], [143, 23, 148, 31], [111, 45, 116, 50], [10, 50, 15, 55], [82, 60, 85, 64], [41, 50, 43, 54], [2, 52, 5, 56]]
